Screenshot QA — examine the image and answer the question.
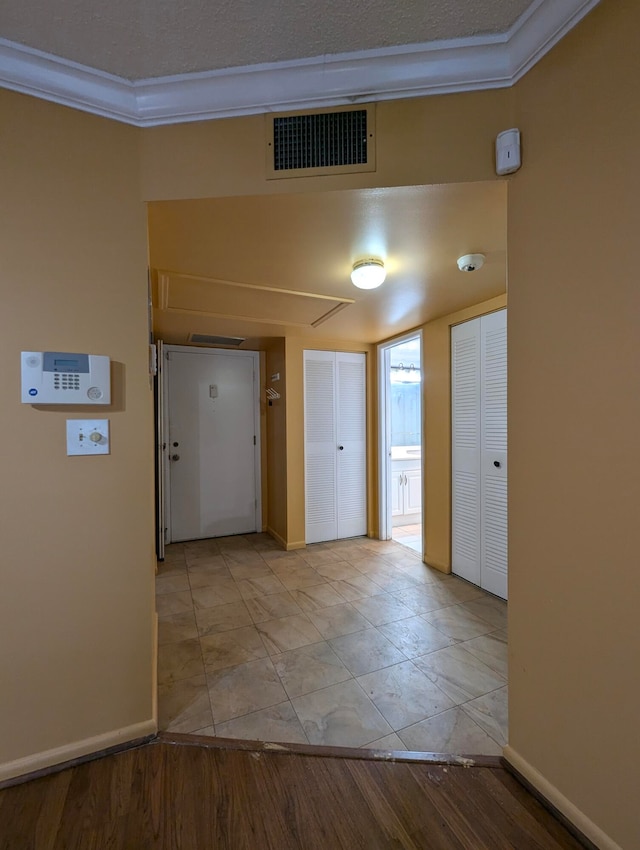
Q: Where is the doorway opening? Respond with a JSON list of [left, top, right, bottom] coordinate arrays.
[[378, 333, 423, 556]]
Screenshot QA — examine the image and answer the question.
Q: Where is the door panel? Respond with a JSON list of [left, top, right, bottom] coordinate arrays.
[[167, 349, 258, 542], [336, 354, 367, 539], [304, 351, 337, 544]]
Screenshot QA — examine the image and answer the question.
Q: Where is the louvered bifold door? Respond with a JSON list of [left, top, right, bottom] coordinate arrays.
[[451, 320, 482, 586], [304, 351, 338, 543], [480, 310, 508, 599], [336, 353, 367, 539]]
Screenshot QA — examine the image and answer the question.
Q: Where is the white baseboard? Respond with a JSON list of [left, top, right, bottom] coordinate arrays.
[[503, 746, 622, 850], [0, 719, 157, 784]]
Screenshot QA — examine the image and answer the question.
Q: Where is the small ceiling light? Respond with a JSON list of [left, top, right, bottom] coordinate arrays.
[[351, 258, 386, 290], [457, 253, 486, 272]]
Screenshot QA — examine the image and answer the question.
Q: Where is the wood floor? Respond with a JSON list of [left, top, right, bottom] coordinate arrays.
[[0, 736, 586, 849]]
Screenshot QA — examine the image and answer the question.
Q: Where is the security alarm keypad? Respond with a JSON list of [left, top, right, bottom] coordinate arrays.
[[21, 351, 111, 404]]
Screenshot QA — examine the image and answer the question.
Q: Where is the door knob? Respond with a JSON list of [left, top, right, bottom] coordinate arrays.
[[493, 460, 501, 468], [172, 441, 179, 447], [171, 454, 180, 461], [338, 445, 344, 451]]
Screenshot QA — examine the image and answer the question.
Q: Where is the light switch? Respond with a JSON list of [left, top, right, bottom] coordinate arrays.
[[66, 419, 110, 456]]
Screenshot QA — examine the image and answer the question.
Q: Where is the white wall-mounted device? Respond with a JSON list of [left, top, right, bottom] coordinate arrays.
[[496, 128, 521, 175], [21, 351, 111, 404]]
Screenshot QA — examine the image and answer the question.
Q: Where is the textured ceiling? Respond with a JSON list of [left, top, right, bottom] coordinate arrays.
[[0, 0, 534, 80]]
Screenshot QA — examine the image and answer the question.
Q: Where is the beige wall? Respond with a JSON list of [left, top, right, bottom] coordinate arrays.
[[285, 337, 377, 548], [0, 91, 155, 778], [420, 295, 507, 572], [140, 89, 513, 201], [508, 1, 640, 846], [265, 339, 288, 545]]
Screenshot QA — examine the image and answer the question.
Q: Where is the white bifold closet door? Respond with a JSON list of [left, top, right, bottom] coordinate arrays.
[[304, 350, 367, 544], [451, 309, 507, 599]]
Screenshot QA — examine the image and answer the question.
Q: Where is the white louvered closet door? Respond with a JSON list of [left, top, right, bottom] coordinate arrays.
[[480, 310, 508, 598], [336, 353, 367, 539], [304, 350, 367, 544], [451, 310, 507, 600], [451, 320, 482, 587]]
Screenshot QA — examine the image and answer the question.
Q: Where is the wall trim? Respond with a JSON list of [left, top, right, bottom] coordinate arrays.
[[503, 745, 623, 850], [0, 720, 157, 784], [0, 0, 600, 127]]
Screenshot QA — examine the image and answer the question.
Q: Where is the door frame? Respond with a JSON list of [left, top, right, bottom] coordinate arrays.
[[161, 344, 262, 545], [377, 330, 424, 543]]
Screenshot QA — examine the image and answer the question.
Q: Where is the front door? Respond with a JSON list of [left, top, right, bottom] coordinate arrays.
[[165, 347, 260, 542]]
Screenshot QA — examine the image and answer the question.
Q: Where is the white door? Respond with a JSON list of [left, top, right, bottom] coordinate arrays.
[[165, 347, 260, 542], [451, 310, 507, 599], [304, 350, 367, 544]]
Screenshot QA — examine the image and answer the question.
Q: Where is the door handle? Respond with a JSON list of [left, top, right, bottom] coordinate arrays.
[[493, 460, 501, 468], [338, 445, 344, 451], [399, 474, 403, 485], [171, 454, 180, 461], [404, 474, 408, 486]]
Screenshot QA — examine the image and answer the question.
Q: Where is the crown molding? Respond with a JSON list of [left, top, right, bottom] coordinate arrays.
[[0, 0, 601, 127]]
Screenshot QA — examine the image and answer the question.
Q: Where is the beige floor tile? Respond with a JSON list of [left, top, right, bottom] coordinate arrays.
[[313, 561, 364, 582], [298, 548, 346, 568], [394, 562, 448, 585], [329, 628, 407, 676], [192, 725, 216, 737], [256, 614, 324, 655], [156, 590, 195, 618], [357, 661, 455, 729], [391, 587, 451, 615], [272, 641, 352, 698], [186, 553, 227, 572], [195, 600, 253, 637], [245, 591, 303, 624], [413, 644, 506, 705], [158, 674, 213, 733], [378, 615, 454, 658], [362, 732, 408, 751], [226, 560, 273, 581], [216, 701, 308, 745], [398, 707, 503, 756], [191, 577, 242, 609], [461, 631, 508, 678], [329, 575, 382, 601], [200, 625, 268, 673], [236, 574, 286, 599], [156, 573, 190, 595], [351, 593, 415, 626], [461, 686, 508, 746], [306, 602, 371, 639], [158, 611, 198, 645], [261, 550, 308, 566], [368, 571, 422, 594], [272, 565, 326, 590], [158, 639, 205, 684], [187, 563, 233, 588], [431, 578, 486, 604], [292, 680, 393, 748], [290, 584, 346, 612], [459, 596, 508, 631], [423, 605, 496, 642], [157, 559, 188, 579], [207, 657, 288, 723]]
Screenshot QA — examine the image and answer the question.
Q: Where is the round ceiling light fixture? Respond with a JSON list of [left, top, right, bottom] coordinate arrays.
[[351, 258, 386, 290], [457, 253, 486, 272]]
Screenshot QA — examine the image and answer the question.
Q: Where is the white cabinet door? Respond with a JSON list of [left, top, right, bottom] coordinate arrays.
[[451, 310, 507, 599], [391, 468, 403, 517], [405, 467, 422, 515], [304, 350, 367, 544]]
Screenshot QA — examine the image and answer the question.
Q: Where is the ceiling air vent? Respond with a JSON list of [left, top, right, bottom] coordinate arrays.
[[266, 104, 375, 179], [189, 333, 245, 347]]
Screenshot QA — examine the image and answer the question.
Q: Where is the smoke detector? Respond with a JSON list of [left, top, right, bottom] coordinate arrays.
[[457, 254, 485, 272]]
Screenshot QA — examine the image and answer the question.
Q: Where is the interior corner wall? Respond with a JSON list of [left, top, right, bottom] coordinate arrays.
[[507, 1, 640, 846], [421, 294, 507, 573], [0, 90, 156, 779], [284, 336, 377, 550], [265, 339, 287, 546]]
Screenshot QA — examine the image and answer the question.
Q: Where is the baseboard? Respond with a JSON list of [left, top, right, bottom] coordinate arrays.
[[0, 719, 157, 784], [423, 556, 450, 574], [266, 527, 306, 551], [503, 746, 622, 850]]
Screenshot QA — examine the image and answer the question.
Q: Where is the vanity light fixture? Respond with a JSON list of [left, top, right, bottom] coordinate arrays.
[[351, 258, 386, 290]]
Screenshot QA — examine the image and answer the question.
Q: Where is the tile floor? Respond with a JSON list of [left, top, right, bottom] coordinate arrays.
[[157, 534, 508, 754], [392, 523, 422, 555]]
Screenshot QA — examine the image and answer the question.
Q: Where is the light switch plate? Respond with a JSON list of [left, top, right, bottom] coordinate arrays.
[[66, 419, 110, 455]]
